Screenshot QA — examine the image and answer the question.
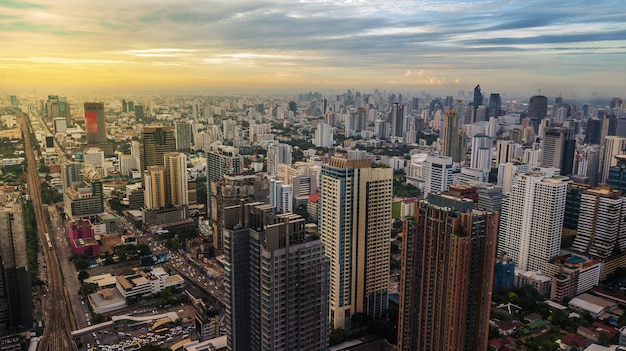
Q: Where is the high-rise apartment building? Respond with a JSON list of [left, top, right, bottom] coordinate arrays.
[[470, 133, 492, 170], [498, 173, 569, 272], [206, 146, 243, 181], [84, 102, 107, 144], [164, 152, 188, 207], [140, 126, 176, 171], [314, 123, 334, 148], [175, 121, 193, 152], [571, 187, 626, 258], [223, 203, 328, 351], [209, 175, 269, 254], [495, 139, 518, 166], [143, 166, 167, 210], [0, 203, 33, 334], [541, 126, 576, 176], [424, 155, 453, 196], [398, 193, 497, 351], [266, 143, 293, 176], [269, 179, 293, 214], [319, 156, 392, 329], [599, 136, 626, 184]]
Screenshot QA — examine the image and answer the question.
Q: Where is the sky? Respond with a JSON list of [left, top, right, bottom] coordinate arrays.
[[1, 0, 625, 97]]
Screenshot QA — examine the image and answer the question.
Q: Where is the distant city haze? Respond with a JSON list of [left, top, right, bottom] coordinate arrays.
[[1, 0, 625, 97]]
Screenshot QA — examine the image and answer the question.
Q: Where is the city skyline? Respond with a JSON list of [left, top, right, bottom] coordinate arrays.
[[1, 0, 625, 96]]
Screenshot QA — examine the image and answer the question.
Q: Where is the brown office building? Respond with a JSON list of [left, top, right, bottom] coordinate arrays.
[[398, 193, 498, 351]]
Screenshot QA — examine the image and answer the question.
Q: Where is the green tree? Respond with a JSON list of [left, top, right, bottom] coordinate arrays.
[[597, 331, 611, 346], [137, 244, 151, 256], [91, 313, 104, 324], [329, 328, 347, 346], [78, 270, 90, 281], [78, 283, 98, 296]]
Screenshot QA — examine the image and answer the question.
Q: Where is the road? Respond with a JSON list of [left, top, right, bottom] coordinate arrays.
[[47, 205, 93, 330], [21, 113, 78, 351]]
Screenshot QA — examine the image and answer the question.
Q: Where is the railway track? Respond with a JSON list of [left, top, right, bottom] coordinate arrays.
[[21, 113, 78, 351]]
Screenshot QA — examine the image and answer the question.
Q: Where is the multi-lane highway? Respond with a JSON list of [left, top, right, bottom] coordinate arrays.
[[21, 113, 78, 351]]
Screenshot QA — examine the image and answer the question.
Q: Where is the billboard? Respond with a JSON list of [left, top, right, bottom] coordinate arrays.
[[85, 111, 98, 134]]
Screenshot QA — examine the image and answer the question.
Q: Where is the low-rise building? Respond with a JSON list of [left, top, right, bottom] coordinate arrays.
[[569, 293, 618, 319], [547, 253, 602, 303], [515, 269, 551, 296], [68, 219, 100, 257], [115, 268, 184, 298]]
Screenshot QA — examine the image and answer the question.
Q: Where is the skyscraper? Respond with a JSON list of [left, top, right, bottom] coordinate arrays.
[[541, 126, 576, 176], [498, 173, 569, 272], [134, 104, 145, 120], [473, 84, 483, 122], [571, 187, 626, 258], [528, 95, 548, 118], [319, 156, 392, 329], [223, 203, 328, 351], [209, 174, 269, 254], [585, 119, 603, 145], [0, 203, 33, 334], [164, 152, 188, 207], [398, 193, 497, 351], [46, 95, 70, 125], [391, 103, 405, 137], [175, 121, 193, 152], [140, 126, 176, 171], [84, 102, 107, 144], [489, 93, 501, 118], [442, 110, 462, 162]]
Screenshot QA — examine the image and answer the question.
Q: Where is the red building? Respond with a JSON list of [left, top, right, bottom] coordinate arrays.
[[68, 219, 100, 257]]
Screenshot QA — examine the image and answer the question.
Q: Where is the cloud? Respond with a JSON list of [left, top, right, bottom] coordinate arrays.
[[386, 70, 461, 86], [1, 0, 625, 94], [0, 0, 45, 9]]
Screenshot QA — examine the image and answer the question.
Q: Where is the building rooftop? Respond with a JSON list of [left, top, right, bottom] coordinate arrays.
[[569, 293, 617, 315]]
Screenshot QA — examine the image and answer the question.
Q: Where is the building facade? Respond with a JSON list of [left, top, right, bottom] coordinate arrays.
[[498, 173, 569, 272], [0, 203, 32, 334], [398, 193, 497, 351], [140, 126, 176, 171], [319, 156, 392, 329], [223, 203, 328, 351]]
